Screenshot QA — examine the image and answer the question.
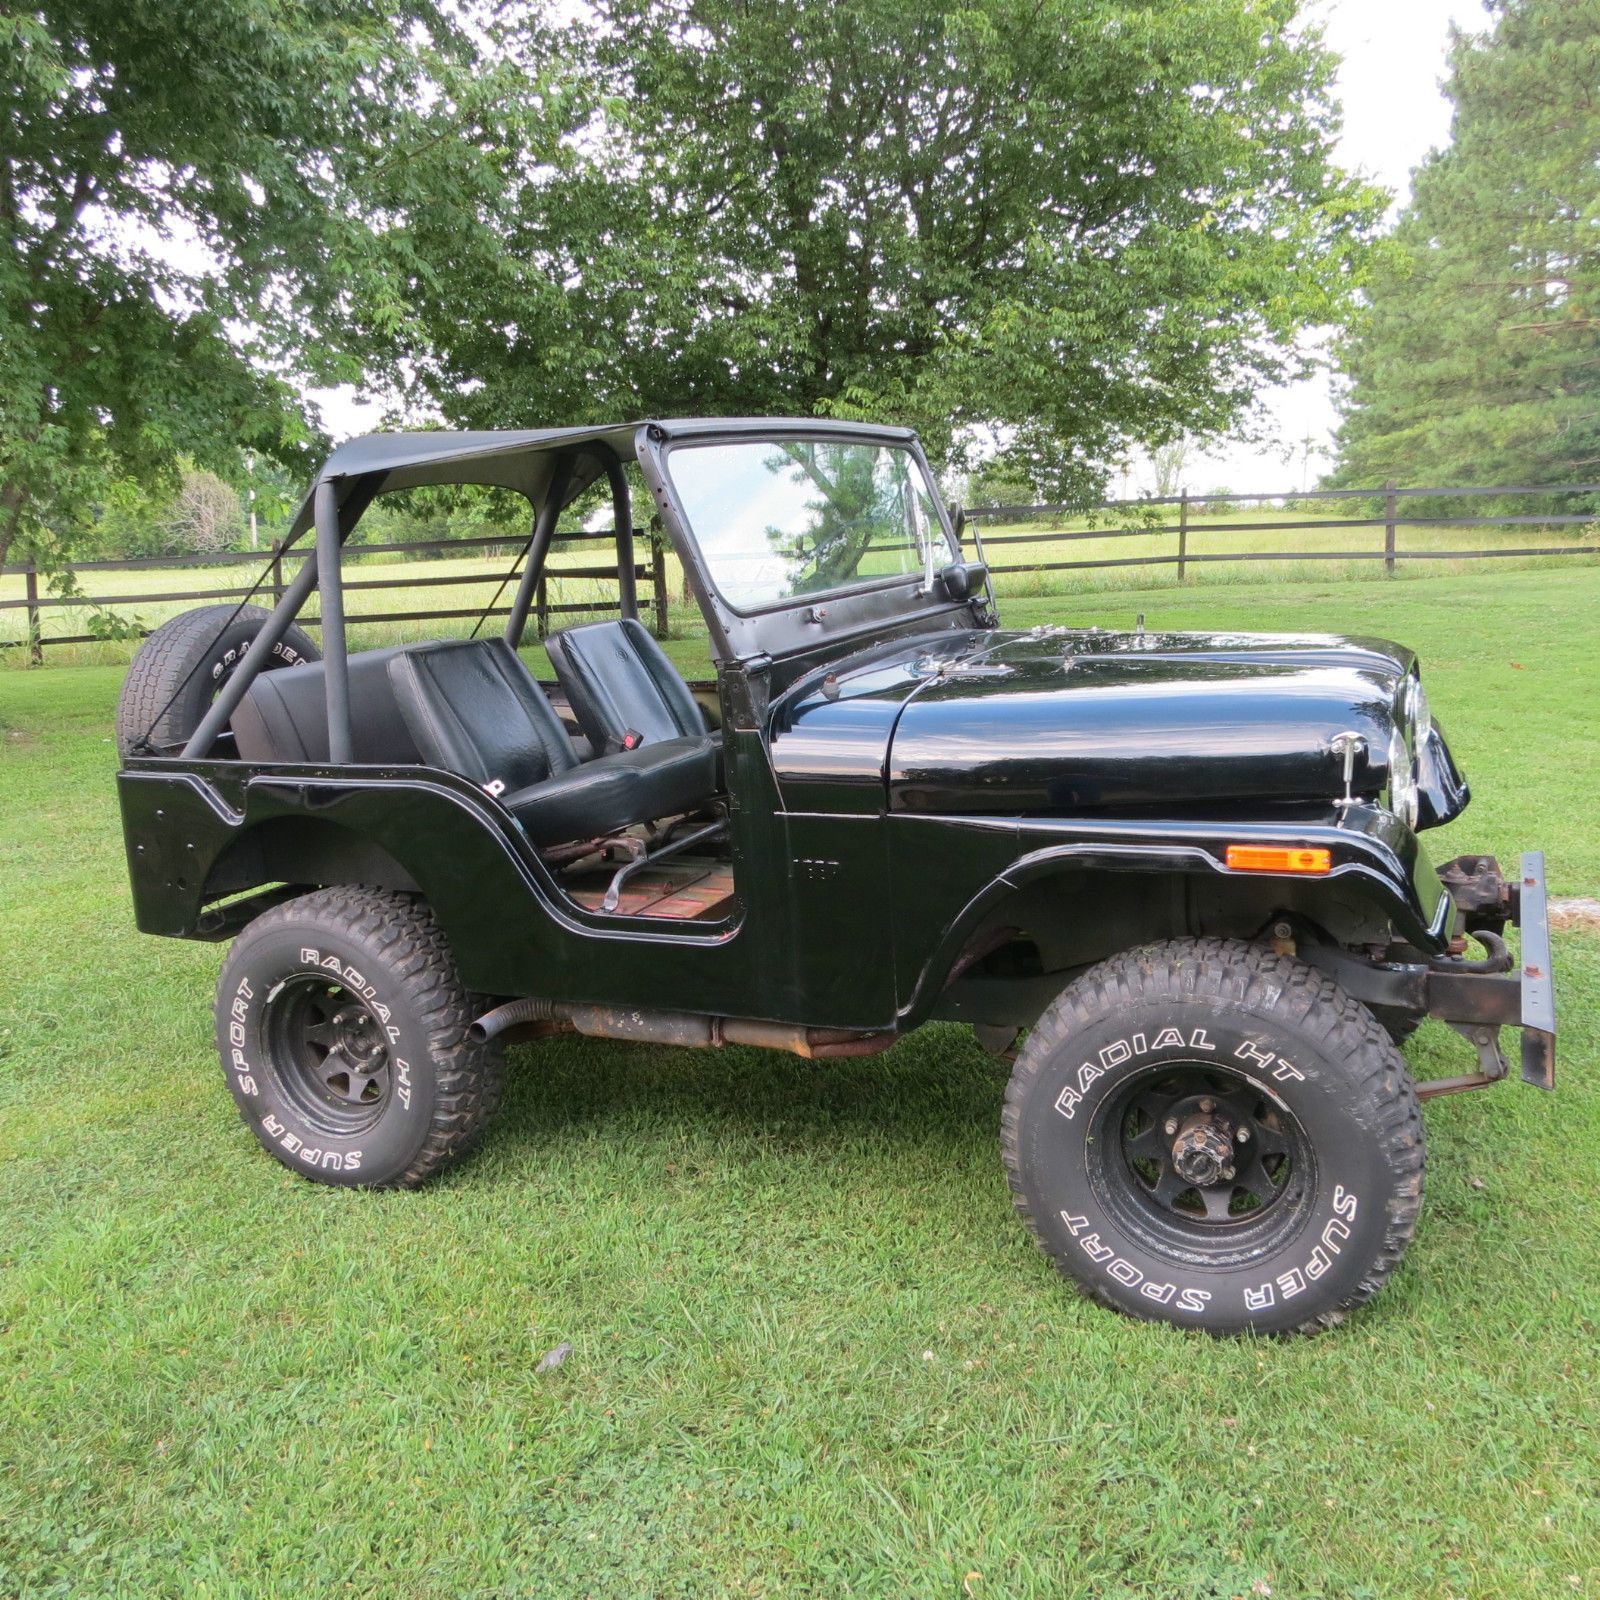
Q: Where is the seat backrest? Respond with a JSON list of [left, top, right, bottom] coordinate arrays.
[[232, 646, 423, 765], [547, 617, 704, 752], [387, 638, 578, 792]]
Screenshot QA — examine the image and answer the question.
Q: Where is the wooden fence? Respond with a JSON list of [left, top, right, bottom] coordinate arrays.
[[0, 525, 670, 663], [962, 480, 1600, 585], [6, 480, 1599, 662]]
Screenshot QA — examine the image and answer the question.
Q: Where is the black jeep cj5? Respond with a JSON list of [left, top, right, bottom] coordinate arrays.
[[115, 420, 1556, 1335]]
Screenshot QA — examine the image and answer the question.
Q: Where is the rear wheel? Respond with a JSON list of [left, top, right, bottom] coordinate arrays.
[[215, 887, 504, 1188], [116, 602, 319, 758], [1001, 938, 1424, 1335]]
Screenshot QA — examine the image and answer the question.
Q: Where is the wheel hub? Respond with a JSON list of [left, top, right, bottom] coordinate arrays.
[[1170, 1110, 1236, 1187], [332, 1004, 385, 1067], [1104, 1067, 1304, 1232]]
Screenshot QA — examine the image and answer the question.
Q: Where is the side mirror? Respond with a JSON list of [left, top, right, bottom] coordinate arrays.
[[937, 560, 988, 601]]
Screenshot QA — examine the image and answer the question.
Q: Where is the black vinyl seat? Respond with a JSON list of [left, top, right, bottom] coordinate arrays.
[[547, 617, 707, 753], [232, 645, 423, 765], [387, 639, 718, 847]]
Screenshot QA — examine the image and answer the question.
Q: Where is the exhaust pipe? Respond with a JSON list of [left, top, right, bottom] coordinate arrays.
[[468, 997, 894, 1060]]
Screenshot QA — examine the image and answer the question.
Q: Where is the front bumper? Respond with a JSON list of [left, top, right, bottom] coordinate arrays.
[[1310, 850, 1557, 1096]]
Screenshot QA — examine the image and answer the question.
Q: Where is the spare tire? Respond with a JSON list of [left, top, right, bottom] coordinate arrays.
[[116, 603, 320, 758]]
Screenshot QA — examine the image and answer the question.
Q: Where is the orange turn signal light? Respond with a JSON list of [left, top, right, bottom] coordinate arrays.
[[1225, 845, 1332, 875]]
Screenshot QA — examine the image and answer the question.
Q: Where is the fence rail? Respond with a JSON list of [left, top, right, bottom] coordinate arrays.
[[0, 525, 670, 662], [964, 480, 1600, 587], [5, 481, 1598, 662]]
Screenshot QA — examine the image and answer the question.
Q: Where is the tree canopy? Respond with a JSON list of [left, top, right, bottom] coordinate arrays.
[[1331, 0, 1600, 490], [4, 0, 1381, 560], [398, 0, 1380, 501], [0, 0, 541, 567]]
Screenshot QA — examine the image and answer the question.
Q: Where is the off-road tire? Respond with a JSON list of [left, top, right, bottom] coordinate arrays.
[[1001, 938, 1425, 1336], [1369, 1005, 1423, 1048], [116, 602, 320, 758], [215, 887, 505, 1188]]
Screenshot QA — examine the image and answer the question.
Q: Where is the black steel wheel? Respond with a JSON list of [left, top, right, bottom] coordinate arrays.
[[265, 976, 398, 1137], [215, 887, 504, 1188], [1096, 1064, 1313, 1251], [1001, 938, 1425, 1335]]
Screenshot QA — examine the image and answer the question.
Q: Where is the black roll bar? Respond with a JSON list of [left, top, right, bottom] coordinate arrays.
[[603, 452, 637, 620], [314, 479, 353, 764], [180, 553, 321, 758], [505, 455, 574, 650]]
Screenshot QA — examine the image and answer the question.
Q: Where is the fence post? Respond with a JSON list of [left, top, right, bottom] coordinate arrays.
[[24, 558, 42, 665], [1384, 482, 1397, 576], [535, 571, 549, 640], [1177, 489, 1189, 584], [650, 529, 669, 639], [269, 538, 284, 605]]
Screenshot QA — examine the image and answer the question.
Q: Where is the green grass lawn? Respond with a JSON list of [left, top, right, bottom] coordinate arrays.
[[1, 567, 1597, 1599]]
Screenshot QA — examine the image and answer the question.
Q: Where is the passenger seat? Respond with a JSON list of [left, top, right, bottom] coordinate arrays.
[[547, 617, 709, 754]]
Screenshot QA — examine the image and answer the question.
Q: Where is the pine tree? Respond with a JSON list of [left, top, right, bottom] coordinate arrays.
[[1332, 0, 1600, 491]]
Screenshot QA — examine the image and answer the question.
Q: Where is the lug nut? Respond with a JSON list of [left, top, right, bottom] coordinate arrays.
[[1221, 1165, 1236, 1182], [1237, 1127, 1250, 1143], [1164, 1118, 1179, 1136], [1198, 1098, 1215, 1114]]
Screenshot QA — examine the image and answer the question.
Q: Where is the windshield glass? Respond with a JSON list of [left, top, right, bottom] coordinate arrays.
[[667, 439, 951, 611]]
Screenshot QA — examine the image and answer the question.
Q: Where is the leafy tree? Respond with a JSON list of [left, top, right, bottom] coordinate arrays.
[[0, 0, 541, 570], [1148, 437, 1192, 499], [966, 462, 1041, 510], [160, 470, 244, 556], [1331, 0, 1600, 493], [403, 0, 1380, 500]]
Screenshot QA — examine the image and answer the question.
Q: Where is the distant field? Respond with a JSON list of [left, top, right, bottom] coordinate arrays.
[[4, 503, 1596, 667]]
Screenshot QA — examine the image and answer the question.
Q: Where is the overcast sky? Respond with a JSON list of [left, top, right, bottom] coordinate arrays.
[[315, 0, 1493, 492], [1172, 0, 1490, 495]]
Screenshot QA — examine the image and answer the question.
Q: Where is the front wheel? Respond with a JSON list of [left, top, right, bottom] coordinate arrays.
[[1000, 939, 1424, 1335]]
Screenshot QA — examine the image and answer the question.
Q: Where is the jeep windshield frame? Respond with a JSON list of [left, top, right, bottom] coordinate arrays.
[[664, 436, 954, 616], [636, 420, 968, 666]]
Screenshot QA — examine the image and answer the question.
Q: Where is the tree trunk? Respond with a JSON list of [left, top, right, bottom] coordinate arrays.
[[0, 481, 26, 574]]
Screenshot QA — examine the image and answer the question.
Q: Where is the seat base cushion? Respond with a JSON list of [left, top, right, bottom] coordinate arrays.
[[507, 734, 719, 847]]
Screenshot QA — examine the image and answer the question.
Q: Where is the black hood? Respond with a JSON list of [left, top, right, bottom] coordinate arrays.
[[765, 622, 1448, 820], [886, 627, 1413, 815]]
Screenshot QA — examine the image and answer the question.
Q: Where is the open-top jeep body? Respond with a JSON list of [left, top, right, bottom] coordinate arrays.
[[116, 419, 1556, 1334]]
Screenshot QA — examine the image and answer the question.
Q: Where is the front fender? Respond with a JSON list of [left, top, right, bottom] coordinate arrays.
[[893, 805, 1450, 1029]]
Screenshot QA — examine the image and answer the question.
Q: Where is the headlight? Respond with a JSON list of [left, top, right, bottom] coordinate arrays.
[[1387, 725, 1419, 828], [1405, 674, 1432, 743]]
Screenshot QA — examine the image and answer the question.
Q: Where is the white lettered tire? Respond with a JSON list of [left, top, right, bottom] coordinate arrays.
[[116, 602, 320, 758], [215, 888, 505, 1188], [1000, 938, 1425, 1335]]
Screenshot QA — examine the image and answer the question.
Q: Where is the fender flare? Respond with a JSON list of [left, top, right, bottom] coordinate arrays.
[[897, 834, 1449, 1029]]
